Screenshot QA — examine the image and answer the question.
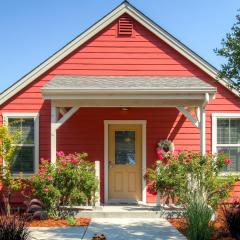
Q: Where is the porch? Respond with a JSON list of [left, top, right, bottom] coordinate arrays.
[[41, 76, 216, 204]]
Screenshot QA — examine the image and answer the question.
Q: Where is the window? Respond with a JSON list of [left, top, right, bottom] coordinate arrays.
[[3, 113, 39, 174], [115, 130, 136, 165], [212, 113, 240, 172]]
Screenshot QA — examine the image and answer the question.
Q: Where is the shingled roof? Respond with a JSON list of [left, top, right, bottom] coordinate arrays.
[[42, 76, 216, 93]]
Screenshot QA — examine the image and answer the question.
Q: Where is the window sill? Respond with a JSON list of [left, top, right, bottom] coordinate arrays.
[[12, 173, 37, 178]]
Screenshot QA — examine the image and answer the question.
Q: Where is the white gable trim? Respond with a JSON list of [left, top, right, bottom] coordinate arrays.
[[0, 1, 238, 105]]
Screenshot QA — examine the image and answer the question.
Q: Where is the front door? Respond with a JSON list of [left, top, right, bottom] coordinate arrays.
[[108, 124, 142, 202]]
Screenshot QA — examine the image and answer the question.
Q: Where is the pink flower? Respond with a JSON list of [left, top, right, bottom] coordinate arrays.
[[47, 176, 53, 181], [56, 151, 65, 158], [156, 148, 164, 161], [61, 159, 67, 165], [224, 158, 232, 165], [70, 159, 78, 164], [44, 188, 49, 193]]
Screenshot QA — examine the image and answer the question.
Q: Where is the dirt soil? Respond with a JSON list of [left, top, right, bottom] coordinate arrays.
[[28, 218, 91, 227]]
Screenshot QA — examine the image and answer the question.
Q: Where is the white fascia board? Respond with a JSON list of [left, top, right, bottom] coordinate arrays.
[[0, 1, 238, 106], [42, 93, 208, 100]]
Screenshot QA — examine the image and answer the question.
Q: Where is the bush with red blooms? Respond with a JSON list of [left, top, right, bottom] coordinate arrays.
[[31, 152, 98, 217], [145, 151, 236, 208]]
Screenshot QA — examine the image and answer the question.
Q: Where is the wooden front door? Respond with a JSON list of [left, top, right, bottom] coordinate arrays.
[[108, 124, 142, 202]]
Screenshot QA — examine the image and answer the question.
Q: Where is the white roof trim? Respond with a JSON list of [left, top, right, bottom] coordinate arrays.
[[0, 1, 238, 105]]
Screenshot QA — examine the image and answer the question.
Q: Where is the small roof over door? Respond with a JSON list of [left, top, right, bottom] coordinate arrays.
[[41, 75, 216, 107]]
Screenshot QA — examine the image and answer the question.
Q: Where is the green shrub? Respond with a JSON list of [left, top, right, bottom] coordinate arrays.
[[31, 152, 98, 217], [185, 196, 213, 240], [54, 152, 97, 206], [0, 125, 23, 216], [145, 151, 236, 208], [65, 215, 77, 226]]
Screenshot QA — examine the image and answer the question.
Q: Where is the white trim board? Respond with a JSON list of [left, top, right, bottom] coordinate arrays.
[[2, 112, 39, 175], [104, 120, 147, 204], [0, 1, 238, 106]]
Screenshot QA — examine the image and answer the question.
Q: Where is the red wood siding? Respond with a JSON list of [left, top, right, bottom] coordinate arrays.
[[0, 14, 240, 203]]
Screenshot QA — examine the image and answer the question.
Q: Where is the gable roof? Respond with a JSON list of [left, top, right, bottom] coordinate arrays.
[[0, 1, 238, 105]]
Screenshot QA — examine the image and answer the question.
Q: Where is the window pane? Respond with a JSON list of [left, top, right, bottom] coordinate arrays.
[[8, 118, 21, 142], [11, 146, 35, 173], [217, 119, 229, 144], [115, 131, 136, 165], [22, 119, 34, 144], [217, 146, 240, 172], [230, 119, 240, 144], [8, 118, 34, 144]]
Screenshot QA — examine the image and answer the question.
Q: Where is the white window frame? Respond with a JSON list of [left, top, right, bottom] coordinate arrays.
[[2, 112, 39, 176], [212, 113, 240, 174]]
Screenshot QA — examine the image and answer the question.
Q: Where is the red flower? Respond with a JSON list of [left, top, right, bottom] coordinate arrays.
[[56, 151, 65, 158], [70, 159, 78, 164], [44, 188, 49, 193], [47, 176, 53, 181], [224, 158, 232, 165], [61, 159, 67, 165], [156, 148, 164, 161]]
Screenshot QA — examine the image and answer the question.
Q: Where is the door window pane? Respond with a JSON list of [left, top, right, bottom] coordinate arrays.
[[115, 131, 136, 165]]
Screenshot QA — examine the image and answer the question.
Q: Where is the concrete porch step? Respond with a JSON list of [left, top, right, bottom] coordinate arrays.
[[75, 205, 184, 219]]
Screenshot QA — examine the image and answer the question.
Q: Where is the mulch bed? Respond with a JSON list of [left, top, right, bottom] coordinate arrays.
[[168, 208, 235, 240], [27, 218, 91, 227]]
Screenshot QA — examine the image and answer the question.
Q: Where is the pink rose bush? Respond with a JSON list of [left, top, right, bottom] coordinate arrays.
[[145, 150, 236, 208], [32, 151, 98, 217]]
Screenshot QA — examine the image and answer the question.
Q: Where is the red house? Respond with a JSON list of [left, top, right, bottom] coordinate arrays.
[[0, 1, 239, 204]]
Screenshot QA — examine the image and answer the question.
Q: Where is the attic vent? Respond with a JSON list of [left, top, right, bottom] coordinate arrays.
[[118, 17, 133, 36]]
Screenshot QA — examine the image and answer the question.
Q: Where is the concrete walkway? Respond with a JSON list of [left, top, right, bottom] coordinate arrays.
[[30, 218, 186, 240]]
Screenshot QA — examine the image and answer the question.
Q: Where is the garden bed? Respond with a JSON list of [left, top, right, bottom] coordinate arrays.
[[168, 208, 235, 240], [27, 217, 91, 227]]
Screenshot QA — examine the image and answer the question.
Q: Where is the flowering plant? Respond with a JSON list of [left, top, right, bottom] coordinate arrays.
[[145, 151, 237, 208], [156, 139, 174, 161], [0, 125, 23, 216], [31, 152, 98, 217]]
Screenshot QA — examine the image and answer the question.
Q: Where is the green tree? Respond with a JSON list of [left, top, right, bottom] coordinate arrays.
[[0, 125, 22, 216], [214, 11, 240, 93]]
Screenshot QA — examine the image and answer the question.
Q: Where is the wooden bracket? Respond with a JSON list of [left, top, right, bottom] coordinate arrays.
[[177, 106, 200, 128], [54, 106, 80, 130]]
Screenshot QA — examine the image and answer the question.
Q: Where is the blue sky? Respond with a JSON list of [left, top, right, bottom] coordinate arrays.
[[0, 0, 239, 93]]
